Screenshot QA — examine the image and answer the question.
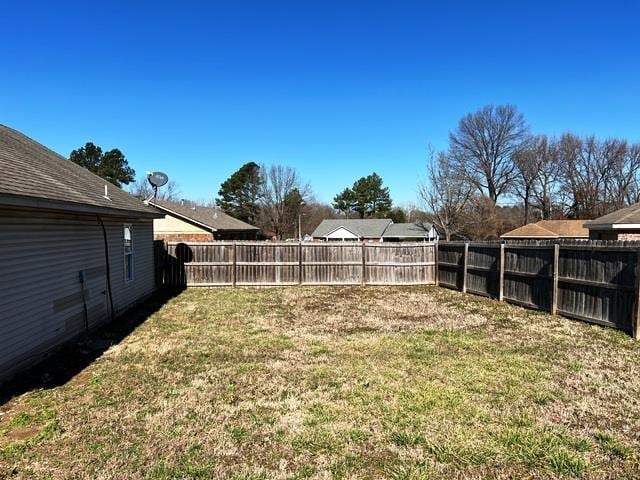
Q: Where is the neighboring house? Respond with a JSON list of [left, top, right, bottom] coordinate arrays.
[[585, 203, 640, 240], [149, 199, 259, 241], [0, 124, 163, 383], [500, 220, 589, 240], [382, 222, 440, 242], [312, 219, 392, 242], [311, 219, 439, 242]]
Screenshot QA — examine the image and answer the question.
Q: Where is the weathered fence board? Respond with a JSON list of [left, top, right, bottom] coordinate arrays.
[[503, 245, 553, 310], [301, 243, 362, 284], [466, 245, 499, 298], [365, 243, 435, 285], [556, 247, 636, 330], [438, 240, 640, 335], [161, 241, 436, 287], [437, 243, 465, 290]]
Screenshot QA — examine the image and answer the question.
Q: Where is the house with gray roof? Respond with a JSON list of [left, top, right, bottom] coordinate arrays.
[[585, 203, 640, 240], [311, 219, 439, 242], [311, 219, 392, 241], [0, 124, 163, 383], [149, 199, 259, 241], [382, 222, 439, 242]]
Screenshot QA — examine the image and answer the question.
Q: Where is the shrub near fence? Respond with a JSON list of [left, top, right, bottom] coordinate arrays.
[[160, 241, 437, 288], [437, 240, 640, 338]]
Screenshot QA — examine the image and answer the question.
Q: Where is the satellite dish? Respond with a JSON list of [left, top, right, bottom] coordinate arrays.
[[144, 171, 169, 203], [147, 171, 169, 188]]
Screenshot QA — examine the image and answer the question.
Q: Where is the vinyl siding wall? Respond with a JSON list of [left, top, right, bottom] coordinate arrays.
[[153, 213, 212, 235], [0, 209, 156, 383]]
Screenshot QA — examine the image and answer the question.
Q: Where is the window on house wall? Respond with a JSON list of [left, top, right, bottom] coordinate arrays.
[[124, 224, 133, 281]]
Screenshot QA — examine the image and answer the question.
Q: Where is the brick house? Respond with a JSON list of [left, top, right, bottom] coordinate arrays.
[[585, 203, 640, 240], [149, 199, 259, 241]]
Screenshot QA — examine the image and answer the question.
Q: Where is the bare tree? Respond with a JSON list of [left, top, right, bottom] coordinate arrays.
[[128, 177, 181, 201], [301, 201, 339, 237], [512, 140, 538, 224], [607, 140, 640, 209], [530, 136, 561, 220], [449, 104, 529, 203], [419, 148, 473, 241], [513, 135, 561, 222], [557, 133, 633, 218], [258, 164, 311, 239]]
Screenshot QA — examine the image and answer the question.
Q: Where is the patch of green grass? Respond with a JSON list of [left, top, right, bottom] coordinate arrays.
[[389, 430, 425, 447], [291, 428, 342, 454], [595, 432, 633, 459], [547, 449, 588, 476]]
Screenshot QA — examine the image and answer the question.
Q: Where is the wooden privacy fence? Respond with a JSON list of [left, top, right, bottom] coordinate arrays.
[[159, 241, 436, 287], [156, 239, 640, 337], [438, 241, 640, 338]]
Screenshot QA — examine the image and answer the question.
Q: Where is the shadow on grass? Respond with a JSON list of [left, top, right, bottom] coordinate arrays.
[[0, 287, 184, 406]]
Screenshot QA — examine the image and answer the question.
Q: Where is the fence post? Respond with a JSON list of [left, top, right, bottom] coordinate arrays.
[[462, 242, 468, 293], [298, 241, 303, 285], [361, 242, 366, 286], [633, 249, 640, 339], [232, 242, 237, 287], [498, 243, 505, 301], [434, 242, 439, 287], [551, 243, 559, 315]]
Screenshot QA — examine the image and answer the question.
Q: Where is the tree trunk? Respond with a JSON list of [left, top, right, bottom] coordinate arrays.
[[524, 200, 529, 224]]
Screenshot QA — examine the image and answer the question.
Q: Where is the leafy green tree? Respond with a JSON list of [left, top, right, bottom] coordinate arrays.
[[69, 142, 135, 187], [334, 172, 392, 218], [216, 162, 263, 225]]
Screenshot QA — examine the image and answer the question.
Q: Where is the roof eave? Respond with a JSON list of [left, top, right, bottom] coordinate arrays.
[[500, 235, 558, 239], [585, 223, 640, 230], [149, 202, 218, 232], [0, 194, 162, 219]]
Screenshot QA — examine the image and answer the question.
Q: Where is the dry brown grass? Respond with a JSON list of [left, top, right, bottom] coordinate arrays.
[[1, 286, 639, 479]]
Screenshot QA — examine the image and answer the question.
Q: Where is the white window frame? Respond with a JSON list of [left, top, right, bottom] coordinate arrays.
[[124, 224, 134, 282]]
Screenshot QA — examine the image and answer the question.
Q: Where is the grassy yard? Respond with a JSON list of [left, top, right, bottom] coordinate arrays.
[[1, 286, 640, 479]]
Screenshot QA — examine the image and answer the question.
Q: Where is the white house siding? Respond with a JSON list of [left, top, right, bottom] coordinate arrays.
[[0, 209, 156, 383], [325, 227, 359, 240]]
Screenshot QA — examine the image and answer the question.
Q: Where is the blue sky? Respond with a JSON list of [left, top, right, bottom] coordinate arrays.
[[2, 1, 639, 206]]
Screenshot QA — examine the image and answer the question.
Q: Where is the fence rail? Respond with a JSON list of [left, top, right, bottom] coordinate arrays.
[[437, 241, 640, 338], [158, 241, 437, 288]]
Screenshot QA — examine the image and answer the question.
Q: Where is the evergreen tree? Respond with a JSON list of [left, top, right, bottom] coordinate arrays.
[[216, 162, 263, 224], [332, 188, 356, 216], [333, 172, 392, 218], [69, 142, 135, 187]]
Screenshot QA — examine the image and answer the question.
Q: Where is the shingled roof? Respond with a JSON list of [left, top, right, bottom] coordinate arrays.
[[149, 199, 259, 232], [311, 219, 392, 238], [383, 222, 435, 238], [585, 203, 640, 229], [501, 220, 588, 238], [0, 124, 159, 217]]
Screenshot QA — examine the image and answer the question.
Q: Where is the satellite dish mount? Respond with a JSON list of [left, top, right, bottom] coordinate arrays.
[[145, 171, 169, 203]]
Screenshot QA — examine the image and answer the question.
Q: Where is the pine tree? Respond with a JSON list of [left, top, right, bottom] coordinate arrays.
[[333, 172, 392, 218], [216, 162, 263, 224], [69, 142, 135, 187]]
